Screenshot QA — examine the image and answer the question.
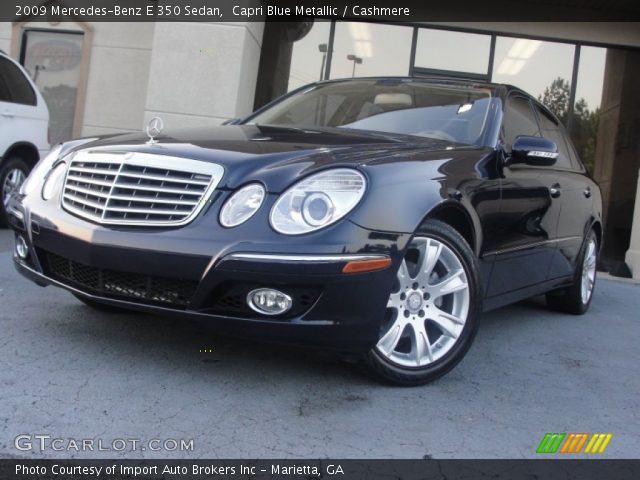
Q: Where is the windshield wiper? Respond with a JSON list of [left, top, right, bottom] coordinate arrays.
[[254, 124, 322, 134]]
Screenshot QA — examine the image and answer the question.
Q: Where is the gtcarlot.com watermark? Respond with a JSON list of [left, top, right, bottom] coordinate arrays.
[[15, 434, 194, 452]]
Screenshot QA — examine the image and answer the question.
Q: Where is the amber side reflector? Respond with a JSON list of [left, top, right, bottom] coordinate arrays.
[[342, 257, 392, 274]]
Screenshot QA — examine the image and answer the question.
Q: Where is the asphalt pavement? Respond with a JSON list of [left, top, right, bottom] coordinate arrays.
[[0, 230, 638, 459]]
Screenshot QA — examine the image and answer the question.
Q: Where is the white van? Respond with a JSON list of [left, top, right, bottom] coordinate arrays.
[[0, 50, 49, 226]]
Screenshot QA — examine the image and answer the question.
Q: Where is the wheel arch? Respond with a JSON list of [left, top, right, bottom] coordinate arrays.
[[590, 220, 603, 249], [2, 142, 40, 170], [423, 201, 479, 255]]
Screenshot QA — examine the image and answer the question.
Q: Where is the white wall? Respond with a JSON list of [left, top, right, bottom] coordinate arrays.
[[81, 22, 155, 136], [0, 22, 10, 54], [143, 22, 263, 129]]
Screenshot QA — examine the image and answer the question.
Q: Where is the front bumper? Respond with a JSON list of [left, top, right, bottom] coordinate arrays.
[[8, 193, 409, 352]]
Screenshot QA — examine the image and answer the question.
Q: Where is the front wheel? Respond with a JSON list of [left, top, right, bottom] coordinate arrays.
[[0, 157, 30, 227], [365, 219, 482, 386]]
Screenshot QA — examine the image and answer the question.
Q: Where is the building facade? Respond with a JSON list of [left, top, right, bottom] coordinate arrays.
[[1, 19, 640, 276]]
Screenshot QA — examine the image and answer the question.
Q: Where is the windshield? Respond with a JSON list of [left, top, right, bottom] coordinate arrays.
[[247, 79, 493, 146]]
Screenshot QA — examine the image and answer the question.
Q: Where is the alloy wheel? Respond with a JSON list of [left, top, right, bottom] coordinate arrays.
[[581, 238, 597, 304], [376, 236, 470, 368], [2, 168, 26, 208]]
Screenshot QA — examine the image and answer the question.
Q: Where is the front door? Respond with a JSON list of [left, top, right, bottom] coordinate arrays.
[[487, 94, 561, 297]]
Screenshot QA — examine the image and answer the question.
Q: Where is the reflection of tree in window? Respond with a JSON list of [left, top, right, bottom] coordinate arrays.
[[538, 77, 600, 174]]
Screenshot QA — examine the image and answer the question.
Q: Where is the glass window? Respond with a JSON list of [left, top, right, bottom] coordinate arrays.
[[415, 28, 491, 75], [534, 105, 572, 169], [492, 37, 575, 119], [569, 46, 606, 174], [287, 21, 332, 92], [248, 79, 493, 146], [503, 95, 540, 149], [0, 56, 35, 105], [21, 30, 84, 144], [0, 70, 11, 102], [330, 22, 412, 79]]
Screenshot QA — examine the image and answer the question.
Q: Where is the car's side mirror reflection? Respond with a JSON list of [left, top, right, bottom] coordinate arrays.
[[509, 136, 558, 167]]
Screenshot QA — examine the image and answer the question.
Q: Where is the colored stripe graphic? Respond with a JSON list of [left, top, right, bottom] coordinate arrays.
[[538, 433, 613, 454], [560, 433, 589, 453], [584, 433, 613, 454], [536, 433, 566, 453]]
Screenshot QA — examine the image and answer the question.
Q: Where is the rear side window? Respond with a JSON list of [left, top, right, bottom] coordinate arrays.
[[0, 56, 36, 106], [534, 105, 572, 169], [0, 73, 10, 102], [503, 95, 540, 149]]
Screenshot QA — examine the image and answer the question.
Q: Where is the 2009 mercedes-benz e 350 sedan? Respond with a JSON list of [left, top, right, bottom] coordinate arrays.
[[8, 78, 602, 385]]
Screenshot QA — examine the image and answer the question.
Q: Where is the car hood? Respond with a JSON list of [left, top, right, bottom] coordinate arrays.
[[68, 125, 490, 192]]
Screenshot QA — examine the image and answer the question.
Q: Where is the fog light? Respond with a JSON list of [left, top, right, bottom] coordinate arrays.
[[16, 235, 29, 259], [247, 288, 293, 316]]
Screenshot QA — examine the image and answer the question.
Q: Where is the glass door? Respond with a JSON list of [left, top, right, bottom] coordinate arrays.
[[20, 29, 84, 144]]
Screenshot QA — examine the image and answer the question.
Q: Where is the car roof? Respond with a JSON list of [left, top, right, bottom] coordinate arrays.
[[314, 76, 543, 100], [315, 76, 502, 92]]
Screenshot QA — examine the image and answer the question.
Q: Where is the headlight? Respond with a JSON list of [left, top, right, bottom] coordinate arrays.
[[19, 144, 63, 197], [270, 168, 366, 235], [219, 183, 265, 227], [41, 162, 67, 201]]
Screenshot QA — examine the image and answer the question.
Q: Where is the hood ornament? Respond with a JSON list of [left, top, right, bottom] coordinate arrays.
[[146, 116, 164, 145]]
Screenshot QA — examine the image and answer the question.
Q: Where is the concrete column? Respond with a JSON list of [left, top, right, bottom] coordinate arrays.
[[593, 49, 640, 263], [625, 173, 640, 279], [143, 22, 264, 129]]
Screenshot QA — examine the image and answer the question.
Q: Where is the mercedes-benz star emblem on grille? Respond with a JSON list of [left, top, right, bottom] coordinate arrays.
[[145, 116, 164, 145]]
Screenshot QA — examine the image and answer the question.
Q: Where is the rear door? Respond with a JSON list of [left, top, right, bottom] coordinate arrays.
[[487, 94, 561, 296], [533, 104, 595, 279]]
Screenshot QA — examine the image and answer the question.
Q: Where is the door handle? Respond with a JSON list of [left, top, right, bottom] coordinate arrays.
[[584, 187, 592, 198], [549, 184, 561, 198], [1, 110, 14, 118]]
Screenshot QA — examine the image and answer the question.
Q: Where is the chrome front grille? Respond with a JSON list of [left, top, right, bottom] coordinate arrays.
[[61, 151, 224, 226]]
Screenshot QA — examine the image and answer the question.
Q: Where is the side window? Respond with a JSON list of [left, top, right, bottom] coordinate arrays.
[[0, 56, 36, 106], [534, 105, 572, 169], [503, 95, 540, 150], [0, 73, 10, 102]]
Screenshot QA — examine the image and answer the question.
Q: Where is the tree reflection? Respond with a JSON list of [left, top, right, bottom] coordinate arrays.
[[538, 77, 600, 174]]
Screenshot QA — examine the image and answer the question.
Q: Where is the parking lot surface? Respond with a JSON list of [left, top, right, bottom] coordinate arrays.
[[1, 230, 638, 459]]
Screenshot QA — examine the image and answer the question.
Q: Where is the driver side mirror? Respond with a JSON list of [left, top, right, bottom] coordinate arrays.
[[509, 136, 558, 166]]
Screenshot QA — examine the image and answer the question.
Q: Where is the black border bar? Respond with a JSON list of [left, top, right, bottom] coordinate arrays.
[[2, 0, 640, 23], [1, 459, 640, 480]]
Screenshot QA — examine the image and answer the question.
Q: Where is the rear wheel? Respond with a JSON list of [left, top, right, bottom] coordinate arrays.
[[546, 230, 598, 315], [365, 219, 481, 386], [0, 157, 29, 227]]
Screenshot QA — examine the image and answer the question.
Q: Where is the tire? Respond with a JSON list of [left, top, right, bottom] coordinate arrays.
[[365, 219, 482, 386], [72, 293, 129, 313], [0, 157, 30, 227], [546, 230, 598, 315]]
